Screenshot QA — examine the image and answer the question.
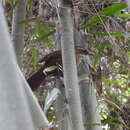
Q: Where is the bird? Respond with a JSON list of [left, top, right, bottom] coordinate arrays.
[[27, 46, 93, 91]]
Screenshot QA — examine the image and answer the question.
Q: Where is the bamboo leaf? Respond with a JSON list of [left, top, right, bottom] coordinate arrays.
[[102, 78, 118, 84], [5, 0, 13, 3], [31, 23, 54, 51], [102, 98, 124, 113], [81, 3, 127, 29], [9, 0, 19, 13], [89, 32, 124, 37], [84, 123, 101, 127], [94, 41, 109, 66], [115, 12, 130, 18], [101, 3, 127, 16], [81, 16, 107, 29], [17, 18, 38, 24]]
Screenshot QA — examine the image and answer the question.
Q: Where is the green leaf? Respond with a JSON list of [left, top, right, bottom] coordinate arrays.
[[26, 0, 33, 5], [9, 0, 19, 13], [94, 41, 109, 66], [31, 23, 54, 51], [84, 123, 101, 127], [104, 117, 130, 129], [44, 39, 54, 51], [82, 16, 107, 29], [101, 3, 127, 16], [89, 32, 124, 37], [5, 0, 13, 3], [81, 3, 127, 30], [109, 122, 130, 129], [48, 116, 58, 122], [32, 24, 50, 36], [91, 15, 106, 24], [43, 66, 57, 73], [115, 12, 130, 18], [102, 78, 118, 84], [105, 117, 119, 124], [17, 18, 38, 24], [102, 98, 123, 113]]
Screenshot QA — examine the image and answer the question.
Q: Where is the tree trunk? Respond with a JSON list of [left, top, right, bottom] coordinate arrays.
[[58, 4, 84, 130], [0, 3, 49, 129], [0, 3, 34, 130], [74, 29, 102, 130], [11, 0, 26, 67], [126, 0, 130, 8], [55, 22, 71, 130], [79, 61, 102, 130]]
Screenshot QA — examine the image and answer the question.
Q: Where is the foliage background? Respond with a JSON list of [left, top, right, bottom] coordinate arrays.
[[3, 0, 130, 129]]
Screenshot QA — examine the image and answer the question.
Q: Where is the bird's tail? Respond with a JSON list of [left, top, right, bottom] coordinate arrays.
[[27, 66, 46, 91]]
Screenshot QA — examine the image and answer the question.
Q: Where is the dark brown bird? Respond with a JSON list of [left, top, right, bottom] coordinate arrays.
[[27, 46, 93, 91]]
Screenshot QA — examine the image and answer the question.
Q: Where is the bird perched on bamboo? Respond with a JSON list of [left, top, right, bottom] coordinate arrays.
[[27, 46, 93, 91]]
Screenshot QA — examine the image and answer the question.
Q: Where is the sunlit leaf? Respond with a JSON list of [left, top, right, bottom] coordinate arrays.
[[5, 0, 13, 3], [48, 117, 58, 122], [102, 78, 118, 84], [84, 123, 101, 127], [115, 12, 130, 18], [101, 3, 127, 16]]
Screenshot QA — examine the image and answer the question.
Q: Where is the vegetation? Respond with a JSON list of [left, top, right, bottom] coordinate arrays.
[[3, 0, 130, 129]]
